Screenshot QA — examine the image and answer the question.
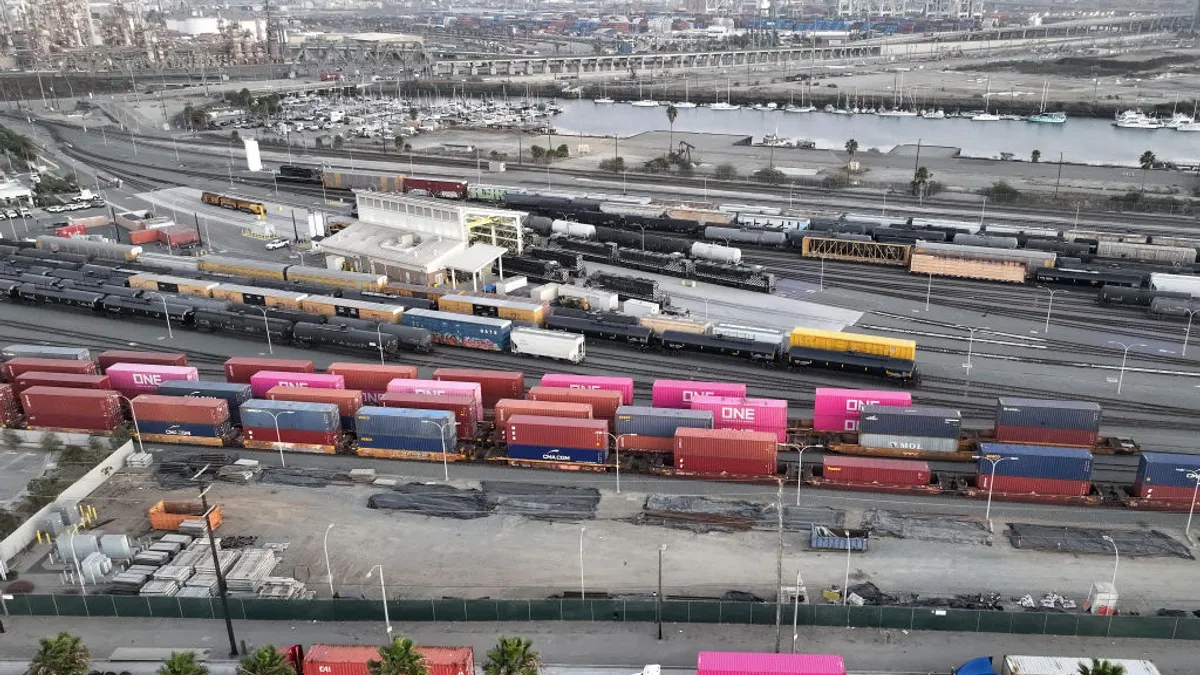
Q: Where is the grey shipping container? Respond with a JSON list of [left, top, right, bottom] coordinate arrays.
[[2, 345, 91, 361], [239, 399, 341, 432], [614, 406, 714, 438], [354, 406, 456, 444], [858, 433, 960, 453], [859, 405, 961, 439], [995, 398, 1101, 432]]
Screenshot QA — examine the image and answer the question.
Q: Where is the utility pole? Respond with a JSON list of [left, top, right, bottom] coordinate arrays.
[[774, 478, 784, 653], [1054, 152, 1064, 200], [197, 482, 239, 657]]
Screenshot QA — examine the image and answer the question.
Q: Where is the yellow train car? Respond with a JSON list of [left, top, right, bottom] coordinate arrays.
[[285, 267, 387, 292], [127, 273, 218, 297], [201, 192, 266, 216], [211, 284, 309, 310], [299, 295, 405, 323], [381, 282, 449, 302], [639, 315, 712, 337], [322, 170, 405, 193], [198, 255, 289, 282], [437, 294, 546, 326], [788, 327, 916, 362]]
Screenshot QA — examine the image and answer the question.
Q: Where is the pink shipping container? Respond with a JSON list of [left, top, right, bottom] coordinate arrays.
[[652, 379, 747, 409], [540, 374, 634, 405], [105, 363, 199, 397], [690, 395, 788, 442], [250, 372, 346, 398], [385, 378, 483, 418], [697, 652, 845, 675], [812, 388, 912, 432]]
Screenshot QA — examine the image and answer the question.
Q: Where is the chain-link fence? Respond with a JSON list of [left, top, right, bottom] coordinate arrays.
[[6, 595, 1200, 640]]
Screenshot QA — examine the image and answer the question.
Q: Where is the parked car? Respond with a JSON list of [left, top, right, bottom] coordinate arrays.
[[265, 238, 291, 251]]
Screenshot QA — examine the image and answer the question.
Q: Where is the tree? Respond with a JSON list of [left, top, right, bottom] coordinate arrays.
[[239, 646, 295, 675], [1076, 659, 1126, 675], [556, 144, 570, 158], [408, 107, 419, 121], [752, 167, 785, 185], [157, 652, 209, 675], [367, 637, 427, 675], [1139, 150, 1156, 194], [530, 145, 545, 161], [844, 138, 859, 179], [40, 432, 63, 454], [598, 157, 626, 173], [395, 135, 405, 149], [1031, 149, 1041, 163], [29, 632, 90, 675], [911, 166, 931, 196], [332, 135, 345, 150], [714, 163, 738, 180], [665, 104, 678, 152], [483, 637, 542, 675], [3, 429, 21, 452]]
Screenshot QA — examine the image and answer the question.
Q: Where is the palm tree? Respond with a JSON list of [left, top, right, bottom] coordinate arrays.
[[29, 632, 90, 675], [1076, 658, 1126, 675], [368, 637, 427, 675], [911, 166, 931, 197], [239, 646, 295, 675], [665, 105, 678, 154], [844, 138, 859, 179], [1031, 149, 1041, 163], [1138, 149, 1156, 194], [157, 652, 209, 675], [483, 637, 542, 675]]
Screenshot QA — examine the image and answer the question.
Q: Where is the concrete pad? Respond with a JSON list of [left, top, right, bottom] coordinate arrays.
[[0, 449, 52, 510]]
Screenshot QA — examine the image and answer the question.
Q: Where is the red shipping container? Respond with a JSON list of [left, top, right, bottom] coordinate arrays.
[[0, 383, 21, 426], [494, 399, 592, 425], [621, 434, 674, 453], [433, 368, 524, 408], [327, 363, 418, 404], [267, 386, 363, 419], [378, 392, 478, 439], [3, 358, 97, 381], [302, 645, 474, 675], [243, 427, 340, 446], [159, 226, 199, 247], [54, 224, 88, 238], [506, 415, 607, 449], [674, 428, 777, 476], [21, 387, 123, 430], [539, 374, 633, 404], [129, 229, 159, 246], [132, 395, 229, 424], [994, 425, 1098, 448], [1133, 483, 1200, 502], [976, 474, 1091, 497], [225, 357, 314, 383], [527, 386, 622, 421], [98, 350, 188, 371], [822, 456, 930, 487], [250, 371, 345, 398], [13, 372, 111, 393]]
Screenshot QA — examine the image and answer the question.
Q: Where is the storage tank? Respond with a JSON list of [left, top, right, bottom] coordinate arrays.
[[551, 220, 596, 239], [691, 242, 742, 264]]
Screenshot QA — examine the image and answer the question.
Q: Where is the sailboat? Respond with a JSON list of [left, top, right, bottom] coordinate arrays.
[[972, 78, 1001, 121], [630, 81, 659, 107], [674, 80, 697, 109], [1028, 82, 1066, 124], [709, 78, 740, 110], [595, 82, 614, 105]]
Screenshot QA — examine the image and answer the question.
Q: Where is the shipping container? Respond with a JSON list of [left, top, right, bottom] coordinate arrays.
[[789, 328, 915, 361], [199, 255, 289, 281], [266, 386, 363, 429], [401, 309, 511, 351], [301, 645, 475, 675], [286, 268, 387, 292], [106, 364, 199, 397], [97, 350, 188, 371], [674, 428, 777, 476], [13, 372, 111, 393], [326, 363, 418, 404], [697, 652, 845, 675], [689, 395, 788, 441], [494, 399, 592, 426], [137, 419, 231, 440], [507, 415, 607, 450], [21, 386, 123, 431], [1131, 483, 1200, 502], [910, 254, 1026, 283], [995, 398, 1101, 432], [539, 374, 634, 405], [975, 475, 1092, 496], [977, 443, 1093, 481], [385, 379, 483, 419], [651, 380, 748, 409], [378, 393, 479, 439], [127, 273, 218, 297], [242, 427, 340, 449], [615, 406, 714, 440], [822, 456, 930, 486], [993, 425, 1099, 447], [2, 345, 91, 361], [859, 405, 961, 438], [355, 407, 457, 452], [156, 381, 252, 425], [1000, 656, 1159, 675], [225, 357, 314, 383], [148, 501, 222, 532], [857, 433, 959, 453], [0, 383, 20, 426], [2, 357, 98, 381], [1133, 452, 1200, 490], [131, 395, 229, 425], [527, 386, 622, 420], [433, 368, 524, 408], [250, 371, 346, 399], [239, 399, 341, 433], [812, 388, 913, 432], [438, 294, 547, 325], [506, 443, 607, 464]]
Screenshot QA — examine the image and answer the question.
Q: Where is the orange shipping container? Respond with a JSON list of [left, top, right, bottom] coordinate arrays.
[[131, 395, 229, 424], [129, 229, 160, 246], [527, 386, 622, 420], [266, 386, 364, 419], [148, 500, 222, 531], [494, 399, 593, 425], [302, 645, 474, 675], [3, 358, 98, 381]]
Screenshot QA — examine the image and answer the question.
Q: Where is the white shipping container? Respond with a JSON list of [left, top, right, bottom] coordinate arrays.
[[496, 276, 528, 293], [510, 327, 586, 363], [558, 285, 619, 311], [528, 283, 560, 303], [1002, 656, 1160, 675], [623, 299, 660, 317], [1150, 273, 1200, 298], [857, 434, 959, 453]]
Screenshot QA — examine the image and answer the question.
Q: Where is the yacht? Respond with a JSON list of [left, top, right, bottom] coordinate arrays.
[[1163, 112, 1195, 129], [877, 108, 918, 117], [709, 101, 741, 111], [674, 81, 697, 108], [971, 112, 1001, 121], [630, 100, 660, 107], [1176, 121, 1200, 132], [921, 109, 946, 119], [595, 97, 615, 104], [1028, 111, 1067, 124], [1114, 111, 1162, 129]]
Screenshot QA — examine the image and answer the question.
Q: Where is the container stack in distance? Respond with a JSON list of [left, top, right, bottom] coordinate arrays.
[[433, 368, 524, 408], [812, 388, 913, 433], [651, 379, 747, 409], [386, 378, 483, 418], [528, 386, 623, 421], [21, 387, 124, 432], [994, 398, 1101, 447], [689, 395, 788, 442], [156, 380, 252, 425], [267, 386, 363, 431], [976, 443, 1093, 496], [858, 405, 962, 453], [132, 395, 232, 446]]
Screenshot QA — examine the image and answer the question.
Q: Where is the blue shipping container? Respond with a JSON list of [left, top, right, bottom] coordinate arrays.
[[615, 406, 713, 438], [1135, 452, 1200, 488], [239, 399, 341, 433], [355, 406, 456, 445], [157, 380, 252, 424], [977, 443, 1093, 481], [507, 444, 607, 464], [401, 309, 511, 352], [357, 434, 448, 453], [137, 420, 231, 438]]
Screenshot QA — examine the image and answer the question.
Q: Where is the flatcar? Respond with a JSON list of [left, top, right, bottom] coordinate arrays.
[[660, 330, 781, 361]]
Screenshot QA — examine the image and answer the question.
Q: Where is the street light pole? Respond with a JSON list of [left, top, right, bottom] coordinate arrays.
[[250, 409, 295, 467], [1100, 534, 1119, 592], [115, 395, 145, 454], [607, 433, 637, 493], [656, 544, 666, 640], [579, 526, 586, 601], [1038, 287, 1063, 334], [198, 484, 239, 657], [366, 564, 392, 639], [252, 307, 273, 354], [1177, 469, 1200, 539], [973, 454, 1018, 530], [794, 444, 818, 506], [420, 419, 455, 482], [145, 292, 173, 338], [1107, 340, 1146, 396], [1183, 309, 1197, 357], [375, 325, 386, 365], [323, 523, 336, 597]]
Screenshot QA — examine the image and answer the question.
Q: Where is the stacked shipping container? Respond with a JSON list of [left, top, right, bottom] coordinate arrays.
[[506, 415, 608, 464], [976, 443, 1093, 496], [3, 358, 98, 380], [615, 406, 714, 452], [106, 364, 200, 397], [858, 405, 961, 453], [156, 381, 252, 425], [651, 380, 747, 409], [132, 395, 231, 444], [994, 398, 1101, 447], [355, 407, 457, 457], [494, 400, 592, 430], [674, 428, 777, 475], [527, 386, 622, 420], [821, 456, 931, 487], [240, 399, 342, 452], [301, 644, 475, 675], [689, 395, 787, 442], [21, 387, 123, 431], [225, 357, 314, 383], [540, 374, 634, 404], [0, 384, 20, 427], [13, 372, 111, 393], [812, 388, 912, 432], [250, 371, 346, 398], [386, 379, 483, 418], [267, 386, 363, 431], [97, 351, 188, 370], [1132, 452, 1200, 502], [379, 393, 479, 439], [433, 368, 524, 408], [326, 363, 418, 404]]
